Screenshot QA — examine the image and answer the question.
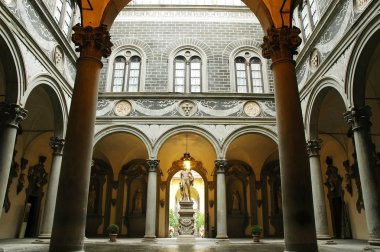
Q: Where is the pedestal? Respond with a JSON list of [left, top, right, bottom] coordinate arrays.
[[177, 200, 195, 241]]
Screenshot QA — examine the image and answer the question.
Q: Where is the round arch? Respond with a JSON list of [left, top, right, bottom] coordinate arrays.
[[93, 125, 153, 157], [221, 125, 278, 157], [346, 15, 380, 107], [21, 74, 69, 138], [0, 19, 26, 103], [153, 125, 220, 158], [305, 77, 349, 139]]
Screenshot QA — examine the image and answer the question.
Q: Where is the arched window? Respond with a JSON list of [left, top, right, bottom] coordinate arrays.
[[250, 57, 263, 93], [174, 56, 186, 93], [54, 0, 75, 36], [298, 0, 319, 40], [169, 48, 207, 93], [111, 53, 142, 92], [233, 53, 264, 94]]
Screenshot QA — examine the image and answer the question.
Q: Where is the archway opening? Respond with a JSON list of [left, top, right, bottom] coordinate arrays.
[[169, 169, 205, 237]]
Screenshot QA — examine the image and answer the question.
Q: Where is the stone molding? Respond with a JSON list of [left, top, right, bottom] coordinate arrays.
[[261, 26, 302, 64], [344, 106, 372, 132], [0, 103, 28, 128], [306, 139, 322, 157]]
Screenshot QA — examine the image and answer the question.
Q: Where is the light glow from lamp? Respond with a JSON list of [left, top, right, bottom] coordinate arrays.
[[182, 134, 191, 170]]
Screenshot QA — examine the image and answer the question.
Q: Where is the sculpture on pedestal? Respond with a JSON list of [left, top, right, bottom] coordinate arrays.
[[178, 168, 195, 237]]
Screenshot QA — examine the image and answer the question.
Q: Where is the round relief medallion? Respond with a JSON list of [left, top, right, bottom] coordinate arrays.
[[114, 101, 132, 116], [244, 101, 261, 117]]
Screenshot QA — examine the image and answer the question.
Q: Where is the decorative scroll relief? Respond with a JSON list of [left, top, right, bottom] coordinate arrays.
[[199, 125, 242, 144], [325, 44, 354, 84], [316, 1, 353, 57], [96, 99, 276, 118], [355, 0, 371, 11], [131, 124, 176, 144], [297, 61, 309, 89], [17, 0, 56, 53]]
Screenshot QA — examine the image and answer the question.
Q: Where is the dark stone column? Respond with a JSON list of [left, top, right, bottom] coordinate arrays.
[[38, 137, 65, 239], [344, 106, 380, 245], [215, 160, 228, 239], [49, 24, 112, 252], [144, 159, 159, 240], [306, 139, 332, 240], [262, 27, 317, 252], [0, 103, 27, 217]]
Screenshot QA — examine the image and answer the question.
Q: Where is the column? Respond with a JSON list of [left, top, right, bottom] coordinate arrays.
[[0, 103, 27, 217], [49, 24, 112, 252], [261, 27, 318, 251], [306, 139, 332, 240], [38, 137, 65, 239], [144, 159, 159, 240], [215, 160, 228, 239], [344, 106, 380, 245]]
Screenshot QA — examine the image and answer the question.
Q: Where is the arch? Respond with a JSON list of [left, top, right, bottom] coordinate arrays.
[[21, 74, 68, 138], [346, 15, 380, 107], [112, 38, 154, 59], [222, 39, 262, 64], [221, 126, 278, 157], [305, 77, 348, 139], [153, 125, 220, 159], [161, 38, 213, 61], [0, 19, 26, 103], [93, 125, 153, 157]]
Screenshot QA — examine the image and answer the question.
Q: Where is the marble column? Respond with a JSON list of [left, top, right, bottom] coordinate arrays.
[[0, 103, 27, 217], [144, 159, 159, 240], [215, 160, 228, 239], [38, 137, 65, 239], [306, 139, 332, 240], [49, 24, 112, 252], [344, 106, 380, 245], [262, 27, 317, 251]]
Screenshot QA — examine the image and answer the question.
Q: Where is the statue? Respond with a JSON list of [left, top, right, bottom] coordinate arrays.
[[180, 168, 194, 201], [134, 188, 143, 212], [231, 190, 240, 212], [87, 184, 96, 212]]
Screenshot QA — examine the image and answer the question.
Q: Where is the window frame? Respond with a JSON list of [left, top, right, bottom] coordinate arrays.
[[54, 0, 76, 37], [168, 46, 208, 93]]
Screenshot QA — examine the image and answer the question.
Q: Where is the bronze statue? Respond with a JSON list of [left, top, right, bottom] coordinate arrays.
[[180, 168, 194, 201]]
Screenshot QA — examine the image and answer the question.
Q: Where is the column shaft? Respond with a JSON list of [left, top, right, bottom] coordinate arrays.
[[307, 140, 331, 240], [215, 160, 228, 239], [49, 25, 112, 252], [38, 137, 64, 239], [345, 106, 380, 245], [262, 27, 317, 252], [0, 103, 27, 217], [144, 160, 159, 239]]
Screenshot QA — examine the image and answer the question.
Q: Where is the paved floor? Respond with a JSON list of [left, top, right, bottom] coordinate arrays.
[[0, 238, 379, 252]]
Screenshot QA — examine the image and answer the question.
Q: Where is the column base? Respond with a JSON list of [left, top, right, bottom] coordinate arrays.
[[316, 234, 332, 240], [369, 238, 380, 246], [37, 233, 52, 239], [143, 235, 157, 242], [216, 234, 228, 240]]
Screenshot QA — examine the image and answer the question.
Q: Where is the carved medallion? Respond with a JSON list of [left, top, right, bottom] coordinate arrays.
[[244, 101, 261, 117], [178, 100, 197, 116], [114, 101, 132, 116], [355, 0, 370, 10], [309, 49, 320, 71]]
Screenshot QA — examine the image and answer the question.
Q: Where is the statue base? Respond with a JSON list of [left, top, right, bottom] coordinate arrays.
[[177, 200, 195, 238]]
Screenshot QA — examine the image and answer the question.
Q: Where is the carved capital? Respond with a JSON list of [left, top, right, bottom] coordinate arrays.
[[215, 160, 227, 173], [49, 137, 65, 155], [261, 26, 302, 63], [306, 139, 322, 157], [71, 24, 113, 59], [344, 106, 372, 132], [147, 159, 160, 172], [0, 102, 28, 128]]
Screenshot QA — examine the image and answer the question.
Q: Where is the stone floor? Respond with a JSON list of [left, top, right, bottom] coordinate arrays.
[[0, 238, 379, 252]]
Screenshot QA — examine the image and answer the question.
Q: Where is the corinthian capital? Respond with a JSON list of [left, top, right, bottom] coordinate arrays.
[[306, 139, 322, 157], [261, 26, 302, 63], [147, 159, 160, 172], [0, 102, 28, 128], [71, 24, 113, 59], [49, 137, 65, 155], [215, 160, 227, 173], [344, 106, 372, 132]]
